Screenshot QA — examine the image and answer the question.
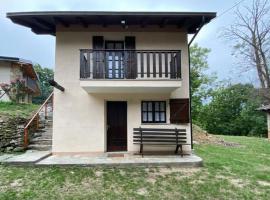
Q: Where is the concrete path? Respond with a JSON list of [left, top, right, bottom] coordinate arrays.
[[37, 154, 202, 167], [2, 150, 51, 165], [0, 154, 14, 162], [1, 151, 202, 167]]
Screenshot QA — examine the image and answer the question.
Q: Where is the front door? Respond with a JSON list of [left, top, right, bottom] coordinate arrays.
[[105, 41, 124, 79], [107, 101, 127, 151]]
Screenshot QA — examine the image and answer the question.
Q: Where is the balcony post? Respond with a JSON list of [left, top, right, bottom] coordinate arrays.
[[45, 103, 48, 119]]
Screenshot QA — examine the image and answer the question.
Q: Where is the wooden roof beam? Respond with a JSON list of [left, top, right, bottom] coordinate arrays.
[[33, 17, 55, 30], [99, 16, 107, 27], [140, 18, 148, 28], [188, 18, 204, 33], [77, 17, 88, 28], [159, 18, 169, 28], [177, 18, 188, 28], [54, 17, 69, 27]]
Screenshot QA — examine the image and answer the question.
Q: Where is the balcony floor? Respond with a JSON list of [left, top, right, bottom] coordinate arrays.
[[80, 79, 181, 93]]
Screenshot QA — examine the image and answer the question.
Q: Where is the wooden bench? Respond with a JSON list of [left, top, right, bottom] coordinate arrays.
[[133, 127, 189, 157]]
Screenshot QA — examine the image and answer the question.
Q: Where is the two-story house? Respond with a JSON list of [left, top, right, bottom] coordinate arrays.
[[0, 56, 40, 103], [7, 11, 216, 155]]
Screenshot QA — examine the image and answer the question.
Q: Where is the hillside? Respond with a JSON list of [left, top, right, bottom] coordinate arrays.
[[0, 102, 39, 152], [193, 124, 241, 147], [0, 102, 39, 118]]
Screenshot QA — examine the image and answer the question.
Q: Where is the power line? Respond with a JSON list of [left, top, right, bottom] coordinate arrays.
[[189, 0, 248, 47], [216, 0, 247, 19]]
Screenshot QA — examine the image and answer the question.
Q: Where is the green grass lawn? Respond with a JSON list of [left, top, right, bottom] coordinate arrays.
[[0, 102, 39, 118], [0, 136, 270, 200]]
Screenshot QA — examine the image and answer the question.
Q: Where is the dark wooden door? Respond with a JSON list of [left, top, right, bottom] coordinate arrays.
[[107, 101, 127, 151]]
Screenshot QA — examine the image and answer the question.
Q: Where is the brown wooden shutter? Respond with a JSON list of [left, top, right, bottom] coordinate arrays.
[[92, 36, 104, 79], [124, 36, 137, 79], [170, 99, 190, 124]]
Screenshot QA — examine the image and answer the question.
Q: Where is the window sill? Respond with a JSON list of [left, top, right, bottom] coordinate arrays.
[[141, 123, 169, 125]]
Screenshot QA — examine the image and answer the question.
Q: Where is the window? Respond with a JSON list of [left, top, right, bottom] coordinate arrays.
[[141, 101, 166, 123]]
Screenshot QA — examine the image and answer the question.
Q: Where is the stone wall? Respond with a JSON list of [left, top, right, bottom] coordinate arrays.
[[0, 115, 28, 152]]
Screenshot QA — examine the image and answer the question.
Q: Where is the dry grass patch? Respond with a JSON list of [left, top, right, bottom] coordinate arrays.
[[193, 124, 242, 147], [258, 180, 270, 187]]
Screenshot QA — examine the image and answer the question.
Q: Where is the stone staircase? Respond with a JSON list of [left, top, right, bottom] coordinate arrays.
[[28, 105, 53, 151]]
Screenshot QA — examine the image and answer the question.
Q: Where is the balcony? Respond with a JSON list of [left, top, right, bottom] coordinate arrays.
[[80, 49, 182, 93], [24, 77, 38, 93]]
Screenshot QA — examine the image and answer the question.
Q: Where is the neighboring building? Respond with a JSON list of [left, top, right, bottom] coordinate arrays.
[[258, 105, 270, 139], [7, 11, 216, 155], [0, 56, 40, 103]]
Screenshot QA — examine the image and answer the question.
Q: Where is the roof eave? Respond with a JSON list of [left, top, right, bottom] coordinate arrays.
[[6, 11, 217, 17], [6, 11, 216, 36]]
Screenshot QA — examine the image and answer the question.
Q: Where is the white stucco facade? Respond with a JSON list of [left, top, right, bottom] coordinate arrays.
[[53, 28, 191, 154]]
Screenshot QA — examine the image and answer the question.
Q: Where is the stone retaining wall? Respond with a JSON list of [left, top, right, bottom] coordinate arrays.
[[0, 115, 28, 152]]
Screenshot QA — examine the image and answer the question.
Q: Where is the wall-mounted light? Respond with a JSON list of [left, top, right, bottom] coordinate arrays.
[[121, 20, 128, 29]]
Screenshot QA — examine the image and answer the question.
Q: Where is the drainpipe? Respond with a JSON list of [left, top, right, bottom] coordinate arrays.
[[188, 16, 205, 150], [188, 17, 205, 47]]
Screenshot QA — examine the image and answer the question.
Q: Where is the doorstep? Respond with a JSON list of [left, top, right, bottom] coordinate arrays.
[[36, 154, 203, 167]]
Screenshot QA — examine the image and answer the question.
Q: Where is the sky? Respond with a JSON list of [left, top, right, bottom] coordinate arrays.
[[0, 0, 256, 83]]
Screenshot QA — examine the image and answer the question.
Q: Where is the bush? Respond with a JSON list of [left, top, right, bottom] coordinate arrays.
[[198, 84, 267, 137]]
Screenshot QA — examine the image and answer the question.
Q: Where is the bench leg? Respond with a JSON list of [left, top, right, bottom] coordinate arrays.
[[175, 145, 180, 154], [140, 144, 143, 157], [180, 145, 183, 157]]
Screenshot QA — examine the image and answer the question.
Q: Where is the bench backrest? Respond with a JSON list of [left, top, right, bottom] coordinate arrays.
[[133, 127, 187, 144]]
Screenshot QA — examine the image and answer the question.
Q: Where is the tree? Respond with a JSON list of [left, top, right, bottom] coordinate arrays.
[[199, 84, 267, 137], [190, 43, 216, 122], [224, 0, 270, 102], [32, 65, 54, 104]]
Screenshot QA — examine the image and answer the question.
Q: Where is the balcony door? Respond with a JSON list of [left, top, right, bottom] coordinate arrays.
[[105, 41, 124, 79]]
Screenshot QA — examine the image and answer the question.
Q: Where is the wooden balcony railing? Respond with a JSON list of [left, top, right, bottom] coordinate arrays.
[[24, 77, 38, 92], [80, 49, 181, 80]]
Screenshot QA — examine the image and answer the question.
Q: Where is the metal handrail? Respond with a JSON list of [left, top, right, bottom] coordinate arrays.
[[0, 90, 7, 99], [23, 92, 54, 148]]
